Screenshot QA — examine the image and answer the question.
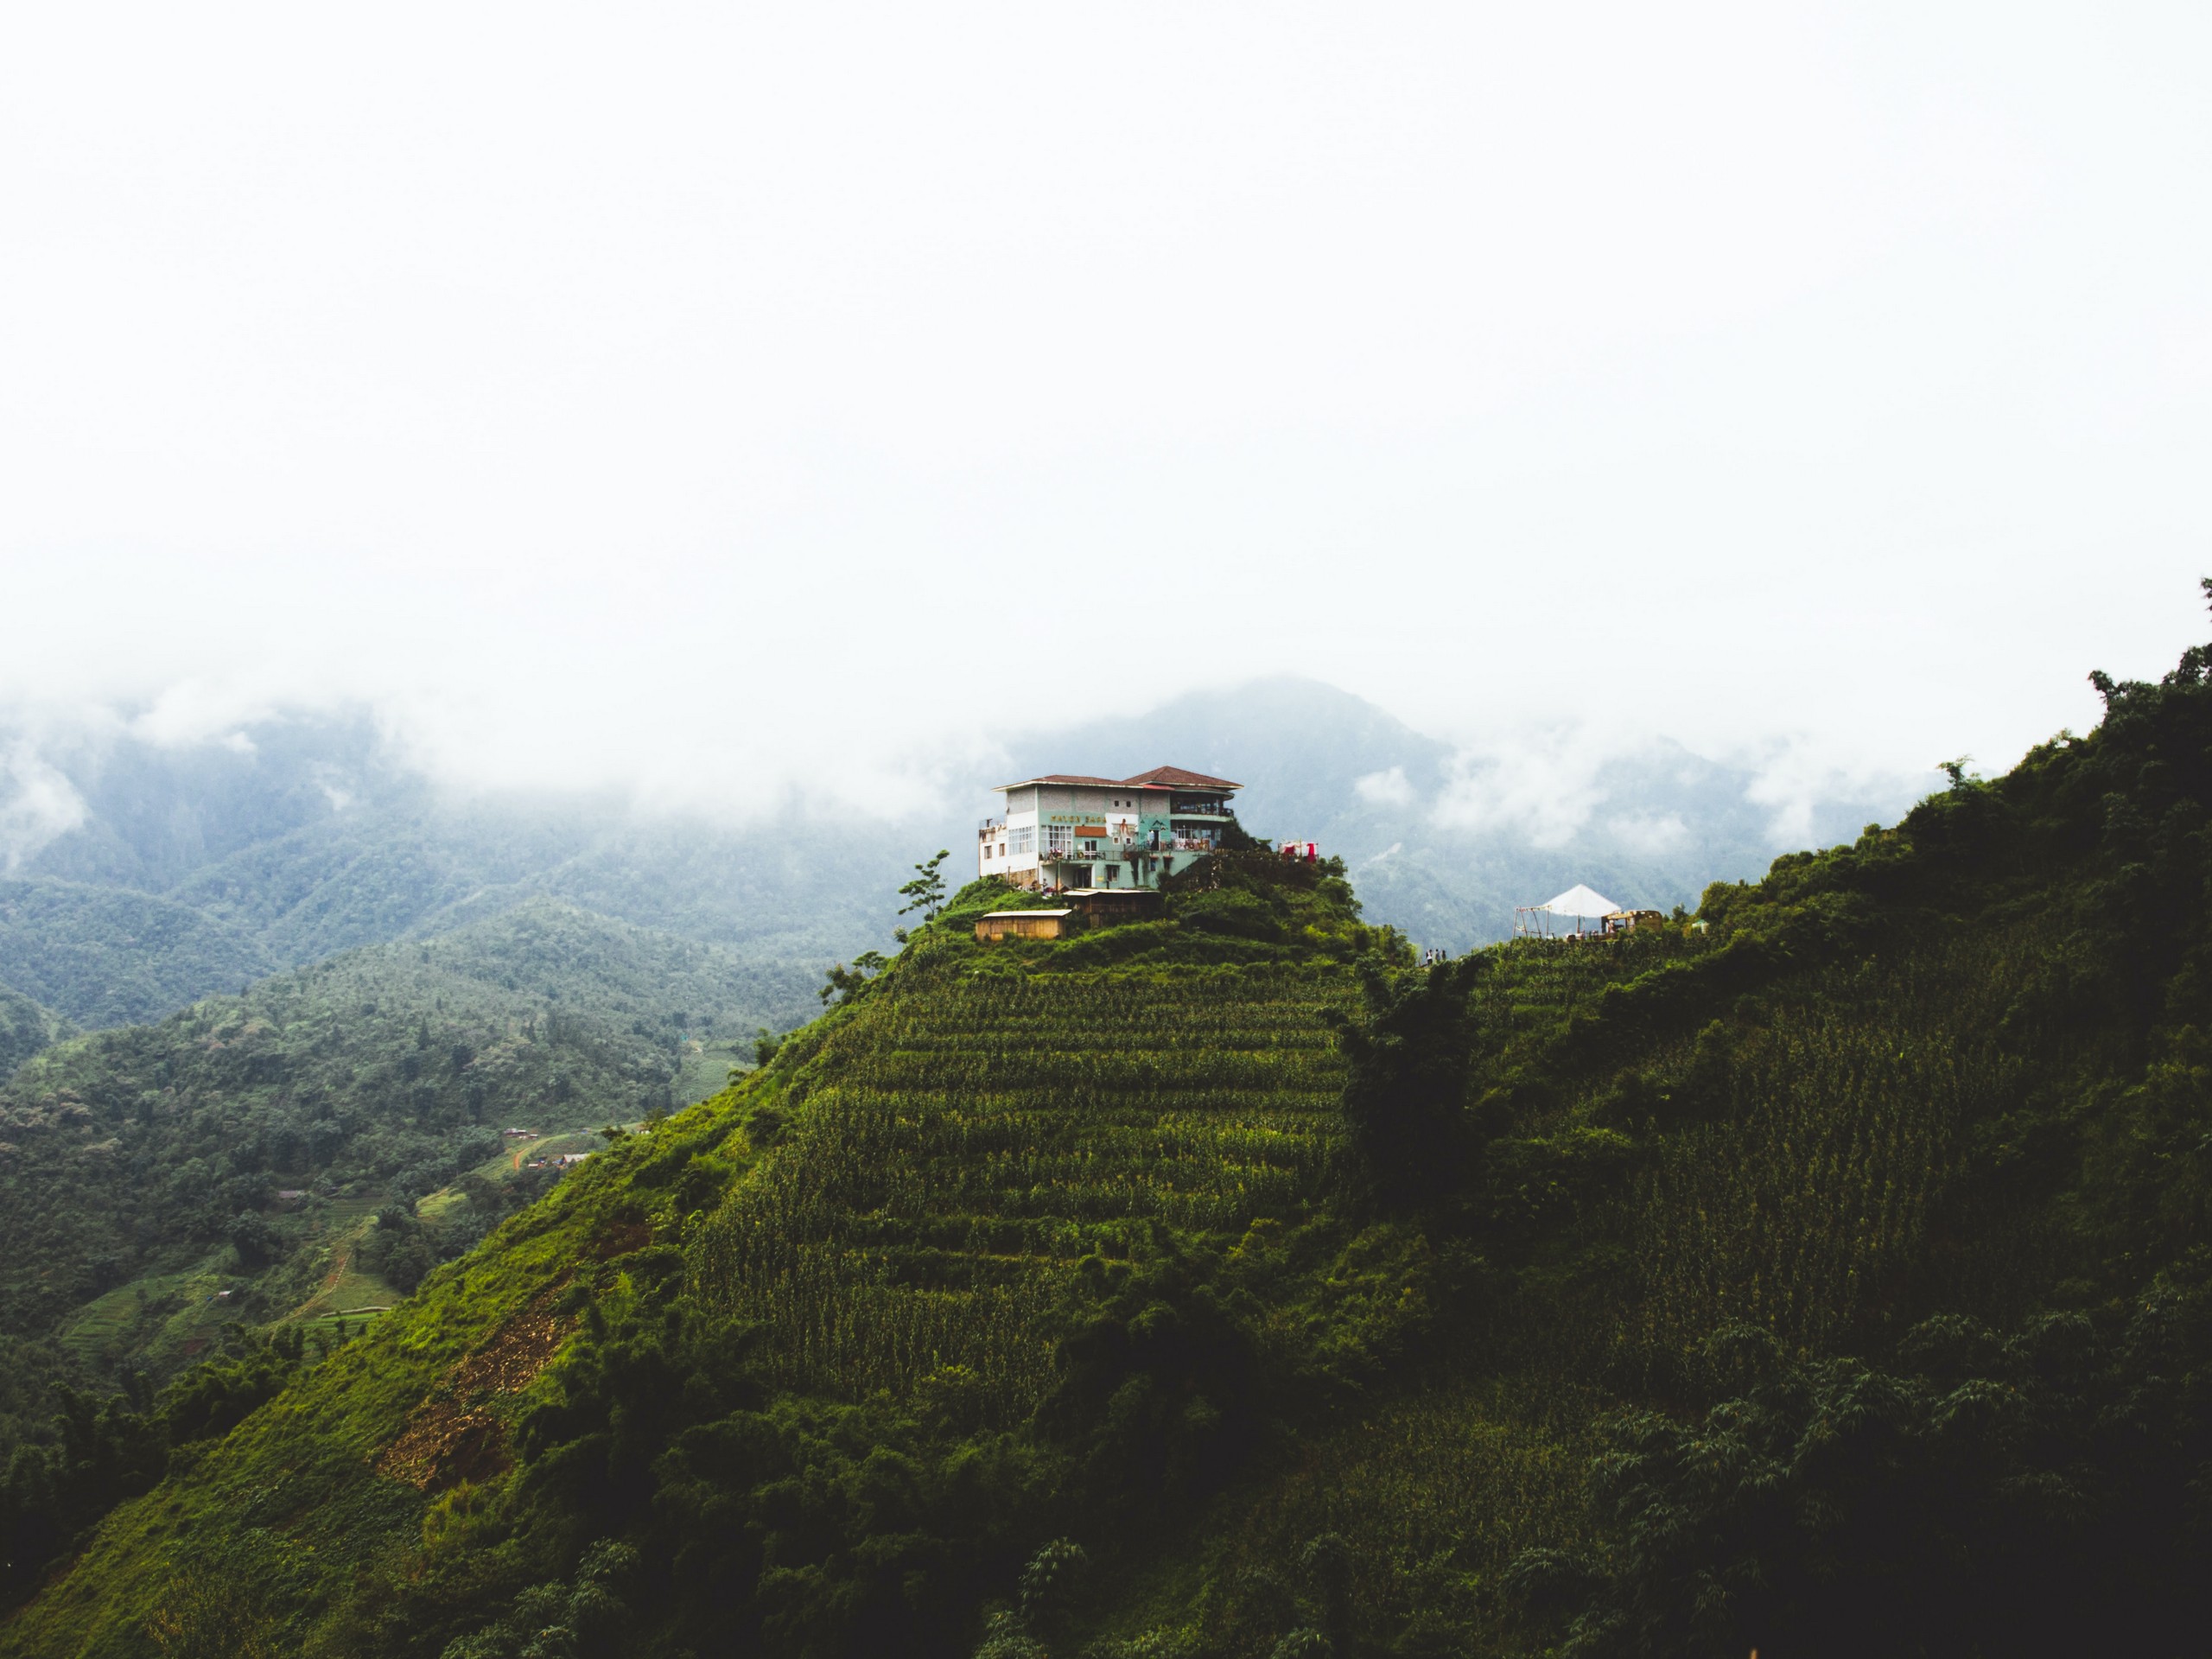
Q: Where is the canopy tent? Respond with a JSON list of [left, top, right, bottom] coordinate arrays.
[[1513, 883, 1624, 938], [1539, 884, 1619, 919]]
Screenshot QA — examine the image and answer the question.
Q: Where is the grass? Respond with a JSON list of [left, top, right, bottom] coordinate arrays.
[[671, 1037, 748, 1106]]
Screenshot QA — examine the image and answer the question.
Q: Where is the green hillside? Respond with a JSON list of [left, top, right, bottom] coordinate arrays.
[[17, 615, 2212, 1656], [0, 901, 791, 1497], [0, 982, 70, 1081], [0, 880, 276, 1030]]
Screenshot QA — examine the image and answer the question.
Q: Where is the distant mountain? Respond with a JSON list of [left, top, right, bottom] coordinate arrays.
[[0, 880, 274, 1029], [0, 710, 899, 1029], [1000, 677, 1931, 950], [0, 690, 1929, 1031], [1, 709, 397, 893]]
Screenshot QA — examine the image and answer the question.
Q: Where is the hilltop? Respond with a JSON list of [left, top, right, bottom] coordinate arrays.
[[15, 611, 2212, 1655]]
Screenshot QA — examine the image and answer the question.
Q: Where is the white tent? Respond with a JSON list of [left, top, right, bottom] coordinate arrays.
[[1513, 883, 1625, 938], [1539, 884, 1619, 919]]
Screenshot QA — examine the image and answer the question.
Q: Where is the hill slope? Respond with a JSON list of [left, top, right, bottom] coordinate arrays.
[[0, 901, 800, 1485], [17, 619, 2212, 1656], [0, 880, 276, 1029]]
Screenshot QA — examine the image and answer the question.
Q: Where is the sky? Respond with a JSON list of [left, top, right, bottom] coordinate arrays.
[[3, 3, 2209, 821]]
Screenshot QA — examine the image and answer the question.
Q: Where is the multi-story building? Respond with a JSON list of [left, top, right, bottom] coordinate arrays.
[[977, 766, 1243, 890]]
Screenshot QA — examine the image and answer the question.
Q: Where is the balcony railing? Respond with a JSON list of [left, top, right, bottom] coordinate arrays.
[[1042, 836, 1217, 861]]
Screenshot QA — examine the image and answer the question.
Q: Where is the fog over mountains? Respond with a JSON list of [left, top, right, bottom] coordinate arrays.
[[0, 683, 1929, 1034]]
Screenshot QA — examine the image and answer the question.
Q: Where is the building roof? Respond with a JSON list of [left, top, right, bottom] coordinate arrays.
[[982, 908, 1075, 918], [995, 766, 1243, 794], [1119, 765, 1242, 791]]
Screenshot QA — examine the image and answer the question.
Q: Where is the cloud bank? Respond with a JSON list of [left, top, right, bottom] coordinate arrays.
[[3, 4, 2207, 815]]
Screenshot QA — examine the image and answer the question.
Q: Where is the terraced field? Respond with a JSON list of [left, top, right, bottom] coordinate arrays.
[[56, 1255, 242, 1370], [694, 964, 1356, 1421]]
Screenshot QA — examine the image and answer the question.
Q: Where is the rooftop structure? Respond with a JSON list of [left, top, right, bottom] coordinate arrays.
[[978, 766, 1242, 892]]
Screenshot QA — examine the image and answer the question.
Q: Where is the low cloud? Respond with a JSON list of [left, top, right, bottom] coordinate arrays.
[[1429, 728, 1632, 849], [1607, 810, 1691, 856], [0, 741, 89, 871], [1738, 739, 1935, 849], [128, 681, 283, 750], [1355, 766, 1414, 807]]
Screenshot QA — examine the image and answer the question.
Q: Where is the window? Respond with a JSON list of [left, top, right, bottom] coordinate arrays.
[[1044, 824, 1073, 855], [1010, 825, 1035, 855]]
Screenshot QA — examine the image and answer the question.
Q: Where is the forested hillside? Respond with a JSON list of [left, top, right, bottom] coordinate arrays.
[[0, 881, 274, 1030], [0, 982, 68, 1079], [16, 616, 2212, 1656], [0, 900, 782, 1538], [0, 709, 884, 1030]]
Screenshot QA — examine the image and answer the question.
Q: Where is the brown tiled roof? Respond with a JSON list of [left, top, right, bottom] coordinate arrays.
[[996, 766, 1242, 792], [1120, 766, 1243, 791]]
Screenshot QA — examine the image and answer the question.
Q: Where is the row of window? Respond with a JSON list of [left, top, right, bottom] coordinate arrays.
[[988, 826, 1223, 862]]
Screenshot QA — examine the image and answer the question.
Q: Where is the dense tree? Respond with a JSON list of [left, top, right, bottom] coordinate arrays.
[[1325, 955, 1491, 1206]]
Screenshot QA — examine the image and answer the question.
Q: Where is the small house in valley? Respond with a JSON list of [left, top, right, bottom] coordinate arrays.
[[978, 766, 1242, 892]]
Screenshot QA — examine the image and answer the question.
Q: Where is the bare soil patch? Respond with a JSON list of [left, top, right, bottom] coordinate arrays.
[[374, 1285, 574, 1491]]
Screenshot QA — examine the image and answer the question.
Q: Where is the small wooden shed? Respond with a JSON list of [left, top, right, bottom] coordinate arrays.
[[976, 908, 1077, 942]]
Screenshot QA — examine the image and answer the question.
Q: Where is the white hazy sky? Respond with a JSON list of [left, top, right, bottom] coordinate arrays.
[[3, 3, 2209, 817]]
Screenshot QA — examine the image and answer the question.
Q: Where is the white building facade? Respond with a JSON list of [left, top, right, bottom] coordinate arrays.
[[978, 766, 1242, 891]]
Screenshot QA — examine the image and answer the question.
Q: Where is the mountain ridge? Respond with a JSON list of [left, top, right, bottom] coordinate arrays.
[[2, 686, 1927, 1036]]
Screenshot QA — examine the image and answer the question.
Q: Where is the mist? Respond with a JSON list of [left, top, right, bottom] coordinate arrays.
[[4, 3, 2209, 819]]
